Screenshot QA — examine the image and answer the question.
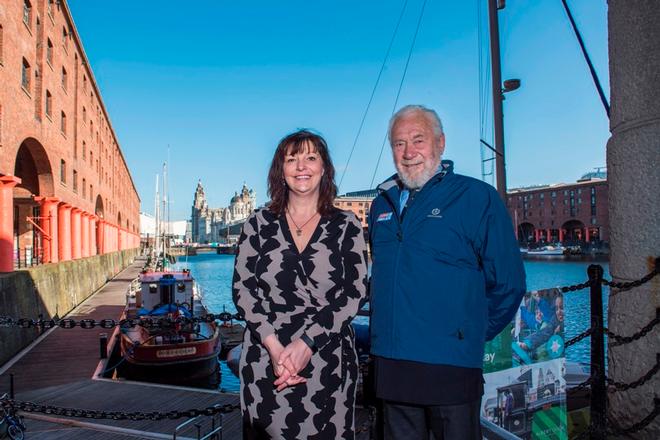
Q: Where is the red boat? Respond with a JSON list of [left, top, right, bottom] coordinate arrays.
[[118, 269, 222, 386]]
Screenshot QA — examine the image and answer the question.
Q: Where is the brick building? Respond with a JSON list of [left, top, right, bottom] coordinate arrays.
[[0, 0, 140, 272], [333, 189, 377, 228], [506, 171, 609, 246]]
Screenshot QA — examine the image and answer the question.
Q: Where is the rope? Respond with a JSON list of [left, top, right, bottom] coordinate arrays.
[[369, 0, 429, 189], [338, 0, 411, 192]]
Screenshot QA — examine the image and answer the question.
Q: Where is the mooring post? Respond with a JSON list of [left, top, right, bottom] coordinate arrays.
[[99, 333, 108, 359], [9, 373, 14, 399], [588, 264, 606, 439]]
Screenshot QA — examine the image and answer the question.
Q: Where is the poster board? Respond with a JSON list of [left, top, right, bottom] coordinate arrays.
[[482, 288, 568, 440]]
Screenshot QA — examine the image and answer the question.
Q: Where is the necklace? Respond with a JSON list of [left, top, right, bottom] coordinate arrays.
[[286, 210, 318, 237]]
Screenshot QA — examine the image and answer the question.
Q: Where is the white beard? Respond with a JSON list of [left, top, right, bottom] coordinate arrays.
[[396, 157, 441, 189]]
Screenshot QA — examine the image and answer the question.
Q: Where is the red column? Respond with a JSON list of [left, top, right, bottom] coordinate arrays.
[[546, 229, 551, 243], [585, 227, 591, 242], [71, 208, 82, 259], [89, 215, 97, 256], [97, 220, 105, 255], [33, 196, 60, 264], [81, 213, 90, 258], [559, 228, 564, 243], [58, 203, 72, 261], [534, 229, 540, 243], [0, 175, 21, 272]]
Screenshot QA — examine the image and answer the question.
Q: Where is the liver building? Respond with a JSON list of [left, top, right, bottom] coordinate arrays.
[[190, 181, 256, 243]]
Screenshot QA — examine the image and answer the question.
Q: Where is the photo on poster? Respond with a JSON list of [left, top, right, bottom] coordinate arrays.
[[482, 359, 567, 440], [512, 288, 565, 366]]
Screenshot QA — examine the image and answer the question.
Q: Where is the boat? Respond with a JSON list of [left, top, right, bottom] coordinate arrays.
[[526, 245, 567, 256], [117, 268, 222, 386]]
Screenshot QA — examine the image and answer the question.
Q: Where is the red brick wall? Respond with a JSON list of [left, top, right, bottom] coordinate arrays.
[[0, 0, 139, 233]]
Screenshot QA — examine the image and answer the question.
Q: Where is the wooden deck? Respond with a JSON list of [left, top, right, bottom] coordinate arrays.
[[0, 259, 372, 439]]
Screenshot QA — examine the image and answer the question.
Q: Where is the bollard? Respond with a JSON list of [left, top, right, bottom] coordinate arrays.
[[10, 373, 14, 399], [587, 264, 606, 440], [99, 333, 108, 359]]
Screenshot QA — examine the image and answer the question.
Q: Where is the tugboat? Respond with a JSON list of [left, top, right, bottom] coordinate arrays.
[[117, 268, 222, 386]]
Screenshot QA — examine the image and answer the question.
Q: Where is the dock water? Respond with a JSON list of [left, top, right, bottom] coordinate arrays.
[[0, 259, 371, 439]]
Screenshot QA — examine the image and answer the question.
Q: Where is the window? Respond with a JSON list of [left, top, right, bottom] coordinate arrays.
[[83, 75, 87, 91], [82, 106, 86, 122], [45, 90, 52, 117], [62, 26, 67, 50], [23, 1, 32, 28], [46, 38, 53, 65], [61, 66, 67, 90], [47, 0, 53, 17], [60, 159, 66, 184], [0, 25, 4, 64], [73, 170, 78, 192], [82, 179, 86, 197], [60, 111, 66, 134], [89, 184, 93, 201], [82, 141, 86, 159], [21, 58, 31, 91]]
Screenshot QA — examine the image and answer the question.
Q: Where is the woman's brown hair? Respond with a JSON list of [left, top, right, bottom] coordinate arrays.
[[267, 129, 337, 216]]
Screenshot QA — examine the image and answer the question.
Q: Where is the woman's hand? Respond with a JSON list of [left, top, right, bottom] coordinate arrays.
[[263, 334, 306, 391], [274, 338, 312, 389]]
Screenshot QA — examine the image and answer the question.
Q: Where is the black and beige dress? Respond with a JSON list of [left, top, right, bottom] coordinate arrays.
[[233, 208, 368, 439]]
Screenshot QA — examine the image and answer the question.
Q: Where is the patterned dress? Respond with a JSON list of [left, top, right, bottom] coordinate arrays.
[[233, 208, 368, 439]]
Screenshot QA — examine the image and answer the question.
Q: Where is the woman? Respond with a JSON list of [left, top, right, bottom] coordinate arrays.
[[233, 129, 368, 439]]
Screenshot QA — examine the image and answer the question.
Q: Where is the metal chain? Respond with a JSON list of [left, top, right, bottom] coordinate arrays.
[[0, 313, 245, 330], [607, 356, 660, 392], [560, 279, 594, 293], [564, 327, 593, 348], [607, 400, 660, 436], [0, 397, 239, 421], [571, 376, 593, 392], [604, 257, 660, 290], [604, 317, 660, 346]]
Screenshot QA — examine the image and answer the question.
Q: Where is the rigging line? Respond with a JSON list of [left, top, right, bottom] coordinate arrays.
[[338, 0, 411, 192], [369, 0, 429, 189], [559, 0, 610, 118]]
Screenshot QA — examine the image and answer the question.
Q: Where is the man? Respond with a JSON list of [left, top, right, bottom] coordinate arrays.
[[368, 105, 526, 439]]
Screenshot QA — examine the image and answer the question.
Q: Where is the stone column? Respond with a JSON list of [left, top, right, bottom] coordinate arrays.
[[607, 2, 660, 437], [81, 213, 90, 258], [97, 220, 105, 255], [71, 208, 82, 259], [0, 175, 21, 272], [559, 228, 564, 243], [33, 196, 60, 264], [57, 203, 72, 261], [89, 215, 97, 256]]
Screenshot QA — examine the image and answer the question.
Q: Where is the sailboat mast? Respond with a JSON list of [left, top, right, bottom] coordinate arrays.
[[154, 174, 160, 260], [162, 162, 168, 260], [488, 0, 507, 200]]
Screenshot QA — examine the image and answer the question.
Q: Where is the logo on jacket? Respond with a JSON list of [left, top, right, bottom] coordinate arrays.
[[377, 212, 393, 222], [427, 208, 442, 218]]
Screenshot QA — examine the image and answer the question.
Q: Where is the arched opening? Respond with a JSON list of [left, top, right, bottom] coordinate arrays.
[[95, 195, 104, 219], [517, 222, 535, 245], [561, 219, 586, 245], [13, 138, 54, 267]]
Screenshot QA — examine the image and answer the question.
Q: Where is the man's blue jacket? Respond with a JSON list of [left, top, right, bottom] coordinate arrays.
[[368, 161, 526, 368]]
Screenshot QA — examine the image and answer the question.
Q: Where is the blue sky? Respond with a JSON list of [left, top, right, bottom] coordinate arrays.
[[67, 0, 610, 220]]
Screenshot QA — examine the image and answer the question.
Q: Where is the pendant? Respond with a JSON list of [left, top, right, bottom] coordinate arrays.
[[296, 229, 302, 237]]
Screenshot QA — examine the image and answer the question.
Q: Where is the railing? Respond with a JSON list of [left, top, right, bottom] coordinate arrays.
[[13, 247, 44, 269], [1, 258, 659, 439]]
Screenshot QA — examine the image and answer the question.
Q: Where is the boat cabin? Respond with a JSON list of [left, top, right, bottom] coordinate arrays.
[[138, 271, 194, 312]]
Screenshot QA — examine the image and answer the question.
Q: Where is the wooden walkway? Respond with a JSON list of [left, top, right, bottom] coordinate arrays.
[[0, 259, 372, 439]]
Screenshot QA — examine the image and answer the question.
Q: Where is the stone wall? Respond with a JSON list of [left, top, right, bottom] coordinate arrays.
[[0, 248, 137, 367]]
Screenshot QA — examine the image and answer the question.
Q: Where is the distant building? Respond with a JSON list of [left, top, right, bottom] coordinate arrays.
[[190, 182, 256, 243], [334, 189, 378, 228], [139, 212, 187, 245], [506, 170, 609, 246]]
